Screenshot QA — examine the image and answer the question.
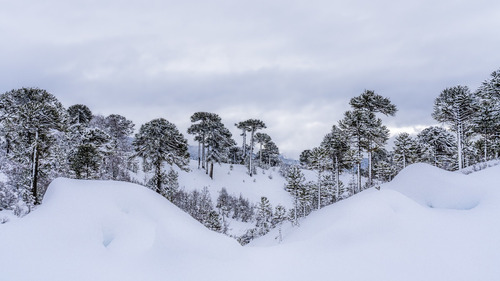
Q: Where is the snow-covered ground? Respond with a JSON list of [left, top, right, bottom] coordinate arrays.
[[179, 161, 294, 209], [1, 163, 499, 281]]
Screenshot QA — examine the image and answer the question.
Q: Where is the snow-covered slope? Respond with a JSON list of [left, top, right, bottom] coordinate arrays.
[[250, 163, 500, 281], [0, 178, 240, 281], [179, 161, 294, 208], [1, 163, 499, 281]]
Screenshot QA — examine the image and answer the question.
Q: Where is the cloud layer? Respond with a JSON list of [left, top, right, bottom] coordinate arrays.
[[1, 0, 500, 158]]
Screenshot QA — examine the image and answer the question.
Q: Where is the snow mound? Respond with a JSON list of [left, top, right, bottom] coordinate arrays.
[[249, 163, 500, 281], [2, 163, 500, 281], [0, 178, 239, 281], [384, 163, 482, 210]]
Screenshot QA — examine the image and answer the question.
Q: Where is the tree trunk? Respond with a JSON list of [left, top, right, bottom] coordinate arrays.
[[317, 171, 321, 210], [197, 141, 201, 169], [249, 130, 255, 176], [335, 156, 340, 200], [242, 130, 247, 159], [155, 163, 162, 194], [259, 143, 263, 168], [357, 162, 361, 193], [457, 123, 463, 170], [31, 131, 40, 205], [209, 162, 214, 180], [368, 149, 372, 186], [484, 135, 488, 162], [201, 134, 206, 169]]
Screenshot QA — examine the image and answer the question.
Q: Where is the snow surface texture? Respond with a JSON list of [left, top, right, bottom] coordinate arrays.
[[1, 163, 500, 281]]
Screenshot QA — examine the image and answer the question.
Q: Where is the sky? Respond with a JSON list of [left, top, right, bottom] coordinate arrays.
[[1, 0, 500, 159]]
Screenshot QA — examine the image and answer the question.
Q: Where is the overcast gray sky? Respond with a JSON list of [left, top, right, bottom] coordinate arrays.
[[1, 0, 500, 158]]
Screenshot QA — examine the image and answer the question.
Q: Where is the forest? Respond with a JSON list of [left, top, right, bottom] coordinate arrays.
[[0, 67, 499, 243]]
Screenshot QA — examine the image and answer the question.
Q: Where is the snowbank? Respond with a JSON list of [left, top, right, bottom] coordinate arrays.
[[0, 178, 240, 281], [1, 163, 499, 281]]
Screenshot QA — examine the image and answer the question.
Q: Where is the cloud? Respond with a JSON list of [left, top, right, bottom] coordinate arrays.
[[1, 0, 500, 158]]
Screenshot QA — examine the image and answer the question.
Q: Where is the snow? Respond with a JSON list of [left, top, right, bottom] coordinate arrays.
[[1, 163, 500, 280], [134, 160, 294, 209]]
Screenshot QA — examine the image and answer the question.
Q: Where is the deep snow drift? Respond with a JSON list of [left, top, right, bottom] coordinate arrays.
[[1, 163, 499, 281]]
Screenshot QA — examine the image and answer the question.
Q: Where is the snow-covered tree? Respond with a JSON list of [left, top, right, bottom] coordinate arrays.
[[284, 166, 306, 225], [339, 110, 369, 193], [321, 125, 349, 200], [417, 126, 456, 170], [133, 118, 189, 194], [103, 114, 135, 180], [393, 133, 420, 169], [272, 204, 287, 243], [255, 196, 273, 236], [67, 104, 92, 126], [254, 132, 271, 167], [308, 146, 329, 209], [299, 149, 312, 167], [432, 85, 478, 170], [474, 73, 500, 162], [0, 88, 66, 205], [189, 112, 235, 179], [70, 144, 100, 179], [261, 140, 280, 167], [205, 121, 235, 179], [236, 119, 266, 176], [348, 90, 396, 187]]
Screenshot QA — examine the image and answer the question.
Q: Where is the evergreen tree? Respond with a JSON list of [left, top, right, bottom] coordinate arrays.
[[284, 165, 306, 225], [273, 205, 287, 243], [205, 211, 222, 232], [393, 133, 420, 169], [70, 144, 100, 179], [474, 74, 500, 162], [432, 85, 478, 170], [216, 187, 231, 231], [205, 121, 235, 179], [417, 126, 456, 170], [236, 119, 266, 176], [255, 196, 273, 236], [0, 88, 66, 205], [133, 118, 189, 194], [321, 125, 349, 200], [299, 149, 312, 167], [163, 168, 179, 201], [339, 110, 369, 193], [188, 112, 213, 169], [189, 112, 235, 179], [235, 121, 251, 164], [348, 90, 396, 187], [67, 104, 92, 126], [261, 140, 280, 167], [104, 114, 135, 180], [308, 146, 329, 209], [254, 132, 271, 167]]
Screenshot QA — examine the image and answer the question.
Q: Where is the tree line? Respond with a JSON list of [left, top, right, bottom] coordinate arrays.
[[0, 90, 280, 219], [293, 67, 500, 223]]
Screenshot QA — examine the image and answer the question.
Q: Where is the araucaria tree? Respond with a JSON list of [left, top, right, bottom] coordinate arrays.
[[348, 90, 397, 188], [417, 126, 456, 170], [133, 118, 189, 195], [393, 133, 420, 169], [0, 88, 66, 205], [321, 125, 349, 200], [475, 70, 500, 161], [188, 112, 235, 179], [235, 119, 266, 176], [308, 146, 329, 209], [285, 165, 306, 226], [254, 132, 271, 167], [432, 85, 477, 170]]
